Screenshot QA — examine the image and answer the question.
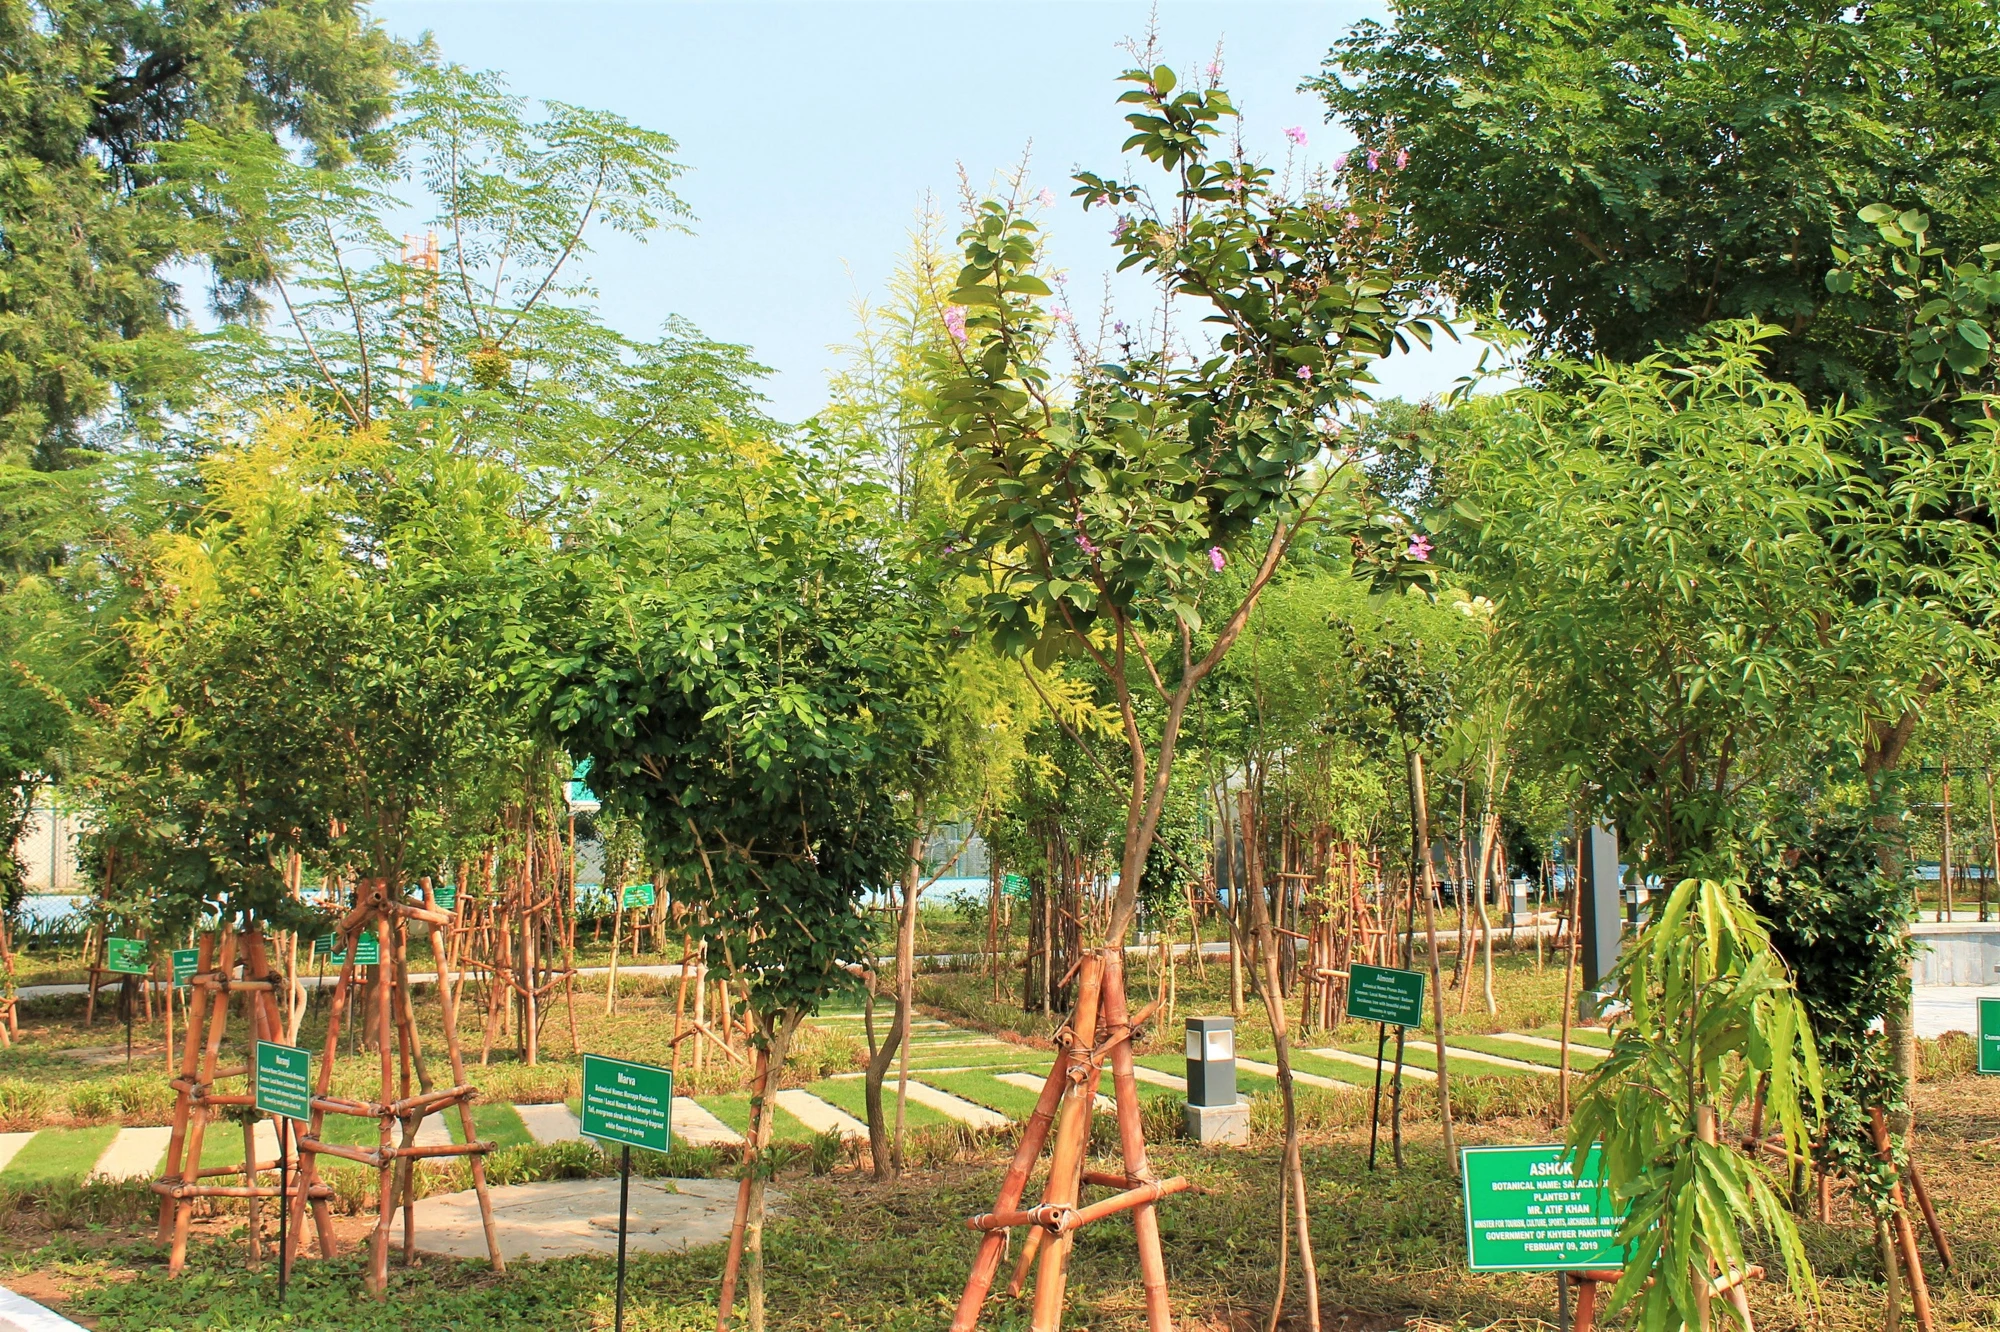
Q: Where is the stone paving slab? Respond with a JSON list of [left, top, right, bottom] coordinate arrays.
[[0, 1134, 34, 1175], [0, 1281, 90, 1332], [672, 1097, 744, 1147], [1436, 1044, 1553, 1074], [1237, 1058, 1355, 1092], [91, 1126, 172, 1181], [1307, 1047, 1437, 1082], [1493, 1032, 1600, 1055], [995, 1072, 1113, 1113], [896, 1080, 1010, 1130], [1914, 983, 2000, 1039], [773, 1089, 867, 1140], [413, 1113, 453, 1148], [404, 1177, 779, 1261], [1128, 1065, 1188, 1092], [515, 1103, 582, 1145]]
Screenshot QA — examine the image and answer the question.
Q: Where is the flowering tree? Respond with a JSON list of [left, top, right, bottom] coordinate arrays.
[[931, 60, 1443, 1327], [935, 60, 1443, 954]]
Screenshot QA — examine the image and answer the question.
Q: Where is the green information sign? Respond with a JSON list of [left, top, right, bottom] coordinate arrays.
[[254, 1041, 315, 1122], [621, 883, 656, 910], [331, 931, 380, 967], [1348, 962, 1425, 1028], [104, 937, 151, 976], [1002, 872, 1030, 900], [1461, 1144, 1628, 1272], [171, 948, 200, 987], [433, 883, 457, 911], [313, 932, 334, 957], [1979, 996, 2000, 1075], [580, 1053, 672, 1152]]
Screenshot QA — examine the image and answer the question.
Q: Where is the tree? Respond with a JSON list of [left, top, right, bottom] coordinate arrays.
[[158, 58, 766, 487], [1571, 877, 1822, 1332], [1450, 326, 1959, 877], [1312, 0, 2000, 409], [820, 218, 1045, 1178], [88, 403, 536, 933], [0, 0, 399, 465], [537, 439, 929, 1331], [932, 57, 1446, 1328]]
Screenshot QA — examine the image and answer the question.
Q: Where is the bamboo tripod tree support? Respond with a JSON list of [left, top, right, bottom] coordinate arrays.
[[154, 927, 334, 1275], [288, 880, 504, 1297], [952, 950, 1181, 1332]]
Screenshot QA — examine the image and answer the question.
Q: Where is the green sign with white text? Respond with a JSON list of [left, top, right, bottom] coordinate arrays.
[[1347, 962, 1425, 1028], [621, 883, 656, 910], [104, 937, 150, 976], [434, 883, 457, 911], [1003, 873, 1030, 901], [1461, 1144, 1628, 1272], [1980, 996, 2000, 1075], [171, 948, 199, 987], [255, 1041, 314, 1121], [580, 1053, 672, 1152], [331, 931, 379, 967]]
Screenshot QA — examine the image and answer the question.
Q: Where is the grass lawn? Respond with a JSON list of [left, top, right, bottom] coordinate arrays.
[[1447, 1032, 1607, 1067], [0, 1126, 117, 1187], [10, 1068, 1996, 1332]]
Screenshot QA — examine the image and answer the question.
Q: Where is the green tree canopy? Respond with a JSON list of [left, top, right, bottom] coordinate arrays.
[[0, 0, 399, 464], [1449, 326, 1963, 875], [1313, 0, 2000, 407], [537, 440, 932, 1016]]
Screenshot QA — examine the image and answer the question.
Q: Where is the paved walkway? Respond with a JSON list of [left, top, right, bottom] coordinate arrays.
[[1913, 983, 2000, 1039], [773, 1089, 867, 1140], [405, 1176, 771, 1262], [0, 1283, 89, 1332]]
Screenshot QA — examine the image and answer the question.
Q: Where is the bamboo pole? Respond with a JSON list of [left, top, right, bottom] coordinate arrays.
[[1102, 953, 1174, 1332], [1031, 954, 1104, 1331]]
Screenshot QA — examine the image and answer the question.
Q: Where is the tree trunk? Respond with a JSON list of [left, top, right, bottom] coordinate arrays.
[[1408, 751, 1456, 1171], [864, 811, 924, 1179], [743, 1013, 798, 1332], [1241, 790, 1321, 1331]]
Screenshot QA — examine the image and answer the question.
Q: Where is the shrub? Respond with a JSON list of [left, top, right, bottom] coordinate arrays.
[[481, 1139, 610, 1188], [2, 1178, 155, 1230], [63, 1075, 175, 1126], [1919, 1032, 1975, 1081], [0, 1079, 59, 1131]]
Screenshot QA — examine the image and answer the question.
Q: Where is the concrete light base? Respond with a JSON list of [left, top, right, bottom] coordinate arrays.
[[1184, 1100, 1250, 1146]]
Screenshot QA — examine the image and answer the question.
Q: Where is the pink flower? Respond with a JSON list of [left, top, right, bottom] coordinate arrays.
[[1343, 212, 1361, 230], [1224, 177, 1246, 195], [1296, 364, 1313, 381], [1209, 547, 1226, 572], [1406, 534, 1432, 562], [943, 305, 967, 344], [1395, 148, 1410, 169], [1285, 126, 1308, 146], [1052, 306, 1072, 325], [1333, 153, 1348, 172], [1367, 149, 1381, 171], [1206, 61, 1222, 79], [1038, 188, 1056, 207], [1113, 217, 1129, 240], [1076, 532, 1100, 556]]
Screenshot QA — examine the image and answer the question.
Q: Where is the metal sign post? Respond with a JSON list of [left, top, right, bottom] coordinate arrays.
[[1348, 962, 1425, 1170], [104, 937, 150, 1067], [580, 1053, 672, 1332], [254, 1040, 314, 1305]]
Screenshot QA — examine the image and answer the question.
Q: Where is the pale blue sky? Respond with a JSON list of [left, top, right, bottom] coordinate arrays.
[[373, 0, 1481, 423]]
